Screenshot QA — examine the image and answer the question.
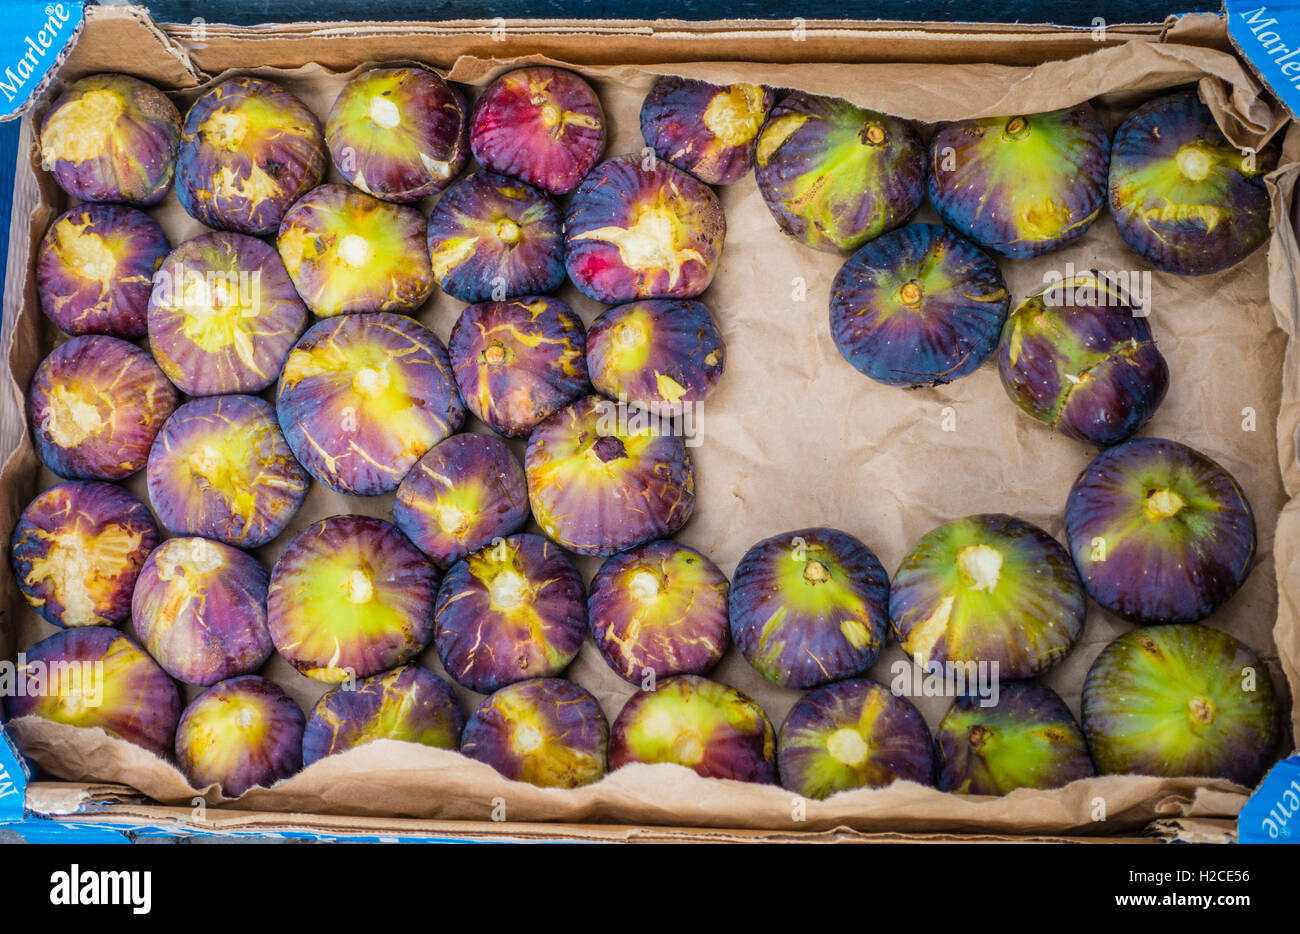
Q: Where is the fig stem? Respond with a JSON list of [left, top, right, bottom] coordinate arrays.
[[1188, 695, 1217, 726], [827, 728, 870, 766], [899, 281, 924, 306], [1005, 116, 1029, 138], [1145, 488, 1186, 521], [804, 560, 830, 584], [956, 544, 1002, 592]]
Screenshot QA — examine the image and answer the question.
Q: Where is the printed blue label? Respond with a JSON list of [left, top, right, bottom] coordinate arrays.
[[1228, 1, 1300, 120], [0, 1, 85, 120], [0, 726, 30, 822], [1237, 755, 1300, 843]]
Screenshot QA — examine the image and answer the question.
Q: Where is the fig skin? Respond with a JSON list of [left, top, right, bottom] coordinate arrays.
[[326, 65, 468, 203], [37, 204, 169, 339], [1082, 624, 1278, 786], [426, 172, 565, 304], [928, 106, 1110, 259], [1109, 89, 1278, 276], [11, 481, 159, 629], [28, 335, 178, 481], [448, 297, 590, 439], [778, 678, 933, 799], [936, 681, 1096, 795], [461, 678, 608, 788], [754, 92, 924, 254], [147, 394, 309, 549], [174, 675, 304, 797], [177, 76, 326, 236], [39, 73, 181, 206], [588, 540, 730, 684], [469, 66, 606, 196], [640, 77, 775, 186], [730, 528, 890, 689], [131, 537, 273, 687], [4, 627, 181, 758], [586, 299, 725, 414], [829, 223, 1010, 388], [277, 312, 465, 496], [564, 153, 726, 304], [525, 395, 696, 556], [148, 231, 309, 397], [434, 533, 586, 693], [1064, 438, 1255, 625], [302, 664, 465, 766], [268, 516, 439, 684], [997, 272, 1168, 447], [277, 183, 433, 317], [609, 675, 777, 783], [890, 514, 1086, 681]]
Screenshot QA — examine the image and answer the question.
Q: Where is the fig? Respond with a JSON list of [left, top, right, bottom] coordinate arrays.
[[565, 153, 725, 304], [277, 312, 465, 496], [609, 675, 776, 783], [461, 678, 608, 788], [131, 537, 273, 686], [586, 299, 725, 414], [447, 297, 590, 438], [174, 675, 304, 796], [935, 681, 1096, 795], [426, 172, 565, 303], [268, 516, 438, 683], [434, 533, 585, 693], [829, 223, 1010, 388], [147, 395, 309, 549], [325, 65, 468, 203], [997, 272, 1168, 447], [1064, 438, 1255, 624], [4, 627, 180, 758], [928, 106, 1109, 258], [39, 73, 181, 206], [11, 481, 159, 629], [469, 66, 605, 195], [890, 514, 1086, 680], [588, 539, 730, 684], [277, 183, 433, 317], [392, 432, 530, 569], [525, 395, 695, 556], [37, 204, 169, 339], [302, 664, 464, 766], [640, 77, 775, 186], [754, 92, 924, 254], [148, 231, 309, 396], [1082, 624, 1277, 785], [730, 528, 890, 689], [777, 678, 933, 799], [177, 76, 326, 236], [28, 335, 178, 481], [1109, 89, 1278, 276]]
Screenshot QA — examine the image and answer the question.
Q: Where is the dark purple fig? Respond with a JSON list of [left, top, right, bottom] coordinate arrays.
[[778, 678, 933, 799], [148, 231, 309, 396], [829, 223, 1009, 388], [28, 335, 178, 481], [434, 533, 585, 693], [928, 106, 1109, 258], [277, 312, 465, 496], [525, 395, 695, 556], [1082, 624, 1278, 786], [890, 514, 1086, 680], [147, 395, 309, 549], [11, 481, 158, 629], [588, 540, 730, 684], [936, 681, 1096, 795], [39, 73, 181, 206], [469, 66, 605, 195], [754, 92, 924, 254], [640, 76, 775, 186], [37, 204, 169, 339], [1064, 438, 1255, 624], [565, 153, 725, 304], [461, 678, 608, 788], [1109, 89, 1278, 276]]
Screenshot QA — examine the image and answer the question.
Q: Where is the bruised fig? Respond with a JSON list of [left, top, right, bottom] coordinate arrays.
[[640, 77, 774, 185]]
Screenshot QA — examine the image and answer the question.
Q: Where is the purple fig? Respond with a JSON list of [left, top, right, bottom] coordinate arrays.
[[640, 77, 775, 186]]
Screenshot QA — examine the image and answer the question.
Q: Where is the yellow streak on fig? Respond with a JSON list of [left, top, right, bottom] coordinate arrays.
[[489, 569, 531, 611], [53, 218, 117, 285], [213, 164, 284, 207], [755, 112, 809, 166], [904, 594, 953, 669], [24, 524, 145, 628], [1145, 488, 1186, 521], [827, 727, 869, 766], [186, 438, 258, 530], [956, 543, 1002, 592], [41, 89, 125, 166], [43, 383, 106, 448], [702, 84, 768, 147], [368, 96, 401, 129], [203, 109, 250, 150], [655, 372, 688, 405], [347, 569, 374, 604], [840, 619, 872, 650], [156, 538, 225, 580], [429, 236, 479, 280], [173, 274, 264, 377], [572, 205, 705, 290]]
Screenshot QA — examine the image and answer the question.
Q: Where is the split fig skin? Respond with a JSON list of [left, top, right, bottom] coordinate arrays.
[[640, 77, 774, 186]]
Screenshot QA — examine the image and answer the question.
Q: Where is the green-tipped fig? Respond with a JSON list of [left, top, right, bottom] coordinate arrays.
[[640, 77, 774, 186]]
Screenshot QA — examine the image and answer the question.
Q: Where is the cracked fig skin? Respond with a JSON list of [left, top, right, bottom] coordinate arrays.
[[890, 514, 1086, 680], [640, 77, 774, 186], [730, 528, 890, 689], [461, 678, 608, 788]]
